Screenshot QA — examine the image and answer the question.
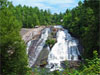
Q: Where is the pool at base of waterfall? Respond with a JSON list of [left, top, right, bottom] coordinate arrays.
[[27, 25, 82, 72]]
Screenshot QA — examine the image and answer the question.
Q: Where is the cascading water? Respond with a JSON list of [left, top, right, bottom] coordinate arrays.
[[27, 41, 31, 54], [47, 26, 80, 71], [26, 25, 81, 71], [28, 28, 50, 67]]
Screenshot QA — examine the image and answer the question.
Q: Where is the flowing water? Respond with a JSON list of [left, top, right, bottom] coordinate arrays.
[[27, 25, 81, 71], [28, 28, 50, 67], [47, 26, 80, 71], [27, 40, 31, 54]]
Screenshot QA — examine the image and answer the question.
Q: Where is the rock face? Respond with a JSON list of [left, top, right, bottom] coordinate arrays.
[[34, 45, 50, 67], [20, 26, 45, 43], [27, 28, 50, 67]]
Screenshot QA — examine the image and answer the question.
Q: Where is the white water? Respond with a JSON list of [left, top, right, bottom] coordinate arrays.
[[27, 41, 31, 54], [26, 26, 80, 71], [47, 26, 80, 71], [29, 28, 50, 67]]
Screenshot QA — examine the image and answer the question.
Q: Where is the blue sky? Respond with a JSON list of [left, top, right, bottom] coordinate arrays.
[[8, 0, 84, 14]]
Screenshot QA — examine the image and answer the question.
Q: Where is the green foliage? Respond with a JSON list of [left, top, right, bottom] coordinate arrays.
[[0, 1, 31, 74], [12, 5, 63, 28], [62, 50, 100, 75], [46, 39, 56, 46], [0, 0, 64, 28], [63, 0, 99, 58], [33, 67, 54, 75], [32, 51, 100, 75], [82, 51, 100, 74], [0, 0, 99, 75]]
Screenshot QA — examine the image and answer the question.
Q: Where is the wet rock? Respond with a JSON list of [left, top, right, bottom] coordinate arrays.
[[33, 45, 50, 67], [68, 61, 81, 69]]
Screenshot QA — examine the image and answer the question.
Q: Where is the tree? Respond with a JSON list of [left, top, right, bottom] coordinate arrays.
[[63, 1, 99, 58], [0, 1, 31, 74], [84, 0, 100, 55]]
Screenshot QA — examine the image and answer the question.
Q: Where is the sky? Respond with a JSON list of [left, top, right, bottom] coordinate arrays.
[[8, 0, 84, 14]]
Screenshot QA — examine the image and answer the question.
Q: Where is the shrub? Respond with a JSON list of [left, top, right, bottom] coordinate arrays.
[[46, 39, 56, 46]]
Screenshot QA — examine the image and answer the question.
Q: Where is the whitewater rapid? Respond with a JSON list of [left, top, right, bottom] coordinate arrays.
[[26, 26, 81, 71], [47, 26, 80, 71]]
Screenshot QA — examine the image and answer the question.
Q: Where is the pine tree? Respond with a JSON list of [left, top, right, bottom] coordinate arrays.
[[0, 1, 31, 74]]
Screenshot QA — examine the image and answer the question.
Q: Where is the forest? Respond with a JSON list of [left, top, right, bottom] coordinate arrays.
[[0, 0, 100, 75]]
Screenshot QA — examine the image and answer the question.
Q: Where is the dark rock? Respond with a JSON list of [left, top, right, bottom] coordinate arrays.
[[33, 45, 49, 67]]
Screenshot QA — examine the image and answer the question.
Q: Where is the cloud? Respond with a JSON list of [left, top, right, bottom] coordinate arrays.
[[8, 0, 83, 14], [47, 0, 75, 4], [16, 0, 74, 4], [32, 3, 54, 10]]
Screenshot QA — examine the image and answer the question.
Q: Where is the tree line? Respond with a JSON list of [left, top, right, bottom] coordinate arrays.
[[63, 0, 99, 58], [7, 3, 64, 28]]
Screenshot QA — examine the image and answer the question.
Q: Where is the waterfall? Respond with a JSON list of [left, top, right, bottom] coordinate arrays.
[[26, 41, 31, 54], [26, 25, 81, 71], [28, 28, 50, 67], [47, 26, 80, 71]]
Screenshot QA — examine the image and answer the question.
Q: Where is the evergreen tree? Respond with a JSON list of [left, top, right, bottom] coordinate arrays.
[[63, 1, 99, 58], [0, 1, 31, 74]]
